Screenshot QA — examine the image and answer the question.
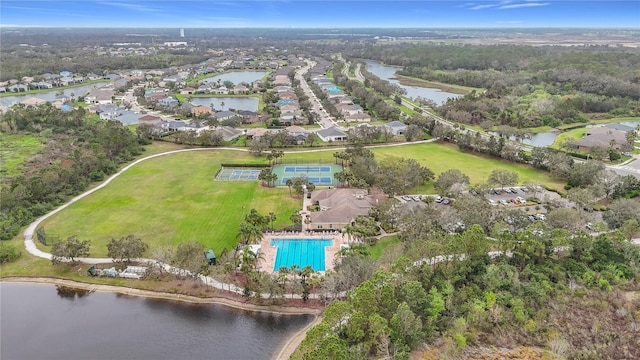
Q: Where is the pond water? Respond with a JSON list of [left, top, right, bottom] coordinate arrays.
[[491, 121, 639, 147], [488, 131, 560, 147], [189, 97, 259, 112], [0, 282, 313, 360], [0, 83, 109, 108], [203, 71, 268, 86], [365, 61, 461, 105]]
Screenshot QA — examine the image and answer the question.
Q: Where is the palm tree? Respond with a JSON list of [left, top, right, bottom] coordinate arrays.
[[220, 101, 226, 111], [268, 212, 277, 231], [238, 222, 263, 245], [286, 178, 293, 197]]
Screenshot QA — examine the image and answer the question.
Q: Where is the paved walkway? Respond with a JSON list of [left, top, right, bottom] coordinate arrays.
[[21, 145, 640, 298]]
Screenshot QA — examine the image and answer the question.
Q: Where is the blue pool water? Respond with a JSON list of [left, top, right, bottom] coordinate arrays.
[[271, 239, 332, 271]]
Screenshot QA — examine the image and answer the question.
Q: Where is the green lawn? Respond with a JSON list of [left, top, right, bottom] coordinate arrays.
[[31, 140, 564, 258], [39, 150, 301, 257], [370, 235, 401, 260], [551, 127, 588, 149], [0, 134, 44, 177], [370, 142, 565, 192]]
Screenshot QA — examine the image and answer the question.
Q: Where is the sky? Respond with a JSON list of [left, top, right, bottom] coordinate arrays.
[[1, 0, 639, 28]]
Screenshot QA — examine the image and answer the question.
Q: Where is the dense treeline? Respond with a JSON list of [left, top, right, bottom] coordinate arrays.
[[294, 219, 640, 359], [353, 45, 640, 127], [0, 105, 143, 240]]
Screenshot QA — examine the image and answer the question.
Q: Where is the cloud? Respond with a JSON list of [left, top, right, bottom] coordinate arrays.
[[499, 2, 550, 9], [98, 1, 162, 13], [469, 4, 497, 10]]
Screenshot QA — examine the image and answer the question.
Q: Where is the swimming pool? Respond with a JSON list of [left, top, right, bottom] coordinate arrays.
[[271, 239, 332, 271]]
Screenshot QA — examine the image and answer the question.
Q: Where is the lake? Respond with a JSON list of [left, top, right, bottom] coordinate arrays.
[[365, 61, 460, 105], [190, 97, 259, 112], [491, 121, 639, 147], [0, 83, 109, 108], [0, 282, 313, 360], [488, 131, 560, 147], [203, 71, 268, 86]]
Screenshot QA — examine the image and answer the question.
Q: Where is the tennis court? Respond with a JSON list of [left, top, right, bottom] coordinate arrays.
[[272, 163, 343, 187], [215, 167, 263, 181]]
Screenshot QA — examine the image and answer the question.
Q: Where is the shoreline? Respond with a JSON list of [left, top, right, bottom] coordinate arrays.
[[1, 276, 321, 315], [2, 276, 321, 360]]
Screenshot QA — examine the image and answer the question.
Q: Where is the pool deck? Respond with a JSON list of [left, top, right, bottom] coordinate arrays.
[[256, 231, 345, 273]]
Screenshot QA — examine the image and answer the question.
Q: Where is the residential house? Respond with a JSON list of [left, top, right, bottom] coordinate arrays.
[[217, 126, 243, 141], [138, 114, 163, 125], [31, 81, 53, 89], [19, 97, 46, 107], [166, 120, 187, 132], [85, 88, 115, 104], [317, 126, 347, 142], [574, 127, 628, 151], [215, 110, 237, 121], [274, 75, 292, 86], [114, 110, 140, 126], [158, 97, 179, 109], [96, 104, 121, 119], [192, 105, 213, 117], [307, 189, 386, 231], [215, 86, 229, 95], [384, 120, 408, 136], [196, 85, 211, 94], [246, 127, 270, 140], [180, 86, 196, 95], [233, 83, 249, 94], [239, 110, 259, 124]]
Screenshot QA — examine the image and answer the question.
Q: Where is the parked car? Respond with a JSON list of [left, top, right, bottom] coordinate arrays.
[[586, 222, 593, 230], [499, 199, 509, 205], [535, 214, 546, 220], [435, 195, 443, 203], [510, 187, 519, 193], [528, 215, 537, 221], [442, 198, 451, 205], [520, 186, 529, 192], [489, 199, 498, 206]]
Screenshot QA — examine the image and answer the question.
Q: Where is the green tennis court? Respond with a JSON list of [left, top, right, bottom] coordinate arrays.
[[272, 163, 343, 186]]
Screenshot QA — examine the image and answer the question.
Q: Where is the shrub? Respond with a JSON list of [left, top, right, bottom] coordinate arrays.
[[0, 242, 21, 264]]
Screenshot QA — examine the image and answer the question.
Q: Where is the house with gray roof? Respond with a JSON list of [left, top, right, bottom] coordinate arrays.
[[575, 127, 628, 151], [317, 126, 347, 142], [114, 110, 140, 126], [385, 120, 408, 136], [603, 123, 634, 132], [217, 126, 243, 141], [215, 110, 236, 121]]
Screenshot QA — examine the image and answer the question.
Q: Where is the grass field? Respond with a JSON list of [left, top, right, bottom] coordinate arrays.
[[32, 140, 563, 259], [370, 235, 401, 260], [551, 128, 588, 149], [39, 150, 301, 257], [370, 142, 565, 192], [0, 134, 44, 177], [394, 74, 482, 95]]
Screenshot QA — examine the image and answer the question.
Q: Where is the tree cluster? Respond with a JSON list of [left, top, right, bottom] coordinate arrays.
[[1, 105, 144, 240]]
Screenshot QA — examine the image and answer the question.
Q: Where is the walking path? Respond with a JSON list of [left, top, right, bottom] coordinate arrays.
[[20, 144, 640, 296]]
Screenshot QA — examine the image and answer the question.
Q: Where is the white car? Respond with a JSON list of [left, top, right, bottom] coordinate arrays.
[[489, 199, 498, 206]]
